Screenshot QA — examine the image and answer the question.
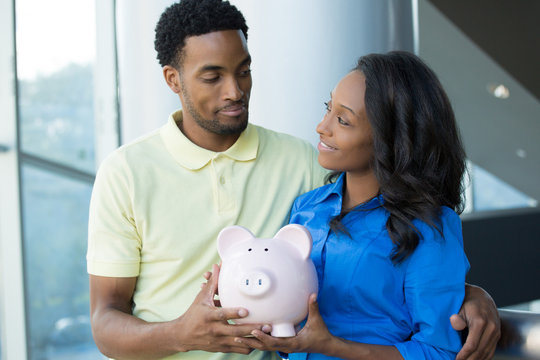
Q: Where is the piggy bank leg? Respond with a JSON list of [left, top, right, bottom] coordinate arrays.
[[270, 323, 296, 337]]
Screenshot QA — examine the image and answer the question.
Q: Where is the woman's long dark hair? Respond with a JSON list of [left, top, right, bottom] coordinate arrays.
[[331, 51, 467, 264]]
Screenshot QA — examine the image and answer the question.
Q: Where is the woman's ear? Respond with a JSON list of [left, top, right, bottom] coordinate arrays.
[[163, 65, 182, 94]]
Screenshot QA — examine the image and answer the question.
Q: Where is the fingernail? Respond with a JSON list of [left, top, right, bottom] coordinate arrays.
[[234, 337, 242, 343], [262, 324, 272, 333], [238, 309, 247, 317]]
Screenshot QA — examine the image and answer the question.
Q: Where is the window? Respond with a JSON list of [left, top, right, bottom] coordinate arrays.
[[470, 164, 537, 212], [21, 165, 97, 359], [16, 0, 96, 172], [15, 0, 101, 358]]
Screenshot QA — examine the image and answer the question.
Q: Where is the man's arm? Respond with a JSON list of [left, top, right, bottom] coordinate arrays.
[[89, 265, 262, 359], [451, 284, 501, 360]]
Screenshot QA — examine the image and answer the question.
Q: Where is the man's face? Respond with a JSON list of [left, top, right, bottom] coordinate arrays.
[[178, 30, 252, 139]]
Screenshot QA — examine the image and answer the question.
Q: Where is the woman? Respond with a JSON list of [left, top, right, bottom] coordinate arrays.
[[236, 51, 470, 359]]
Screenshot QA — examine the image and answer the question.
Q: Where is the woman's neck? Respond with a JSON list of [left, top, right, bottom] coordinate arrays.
[[342, 171, 380, 210]]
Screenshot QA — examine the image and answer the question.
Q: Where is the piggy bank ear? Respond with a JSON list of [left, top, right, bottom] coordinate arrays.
[[274, 224, 313, 260], [217, 225, 255, 259]]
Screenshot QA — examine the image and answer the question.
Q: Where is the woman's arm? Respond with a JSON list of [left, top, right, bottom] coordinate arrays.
[[236, 294, 404, 360], [389, 209, 470, 360]]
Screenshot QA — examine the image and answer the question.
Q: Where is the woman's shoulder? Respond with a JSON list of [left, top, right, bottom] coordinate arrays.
[[409, 206, 464, 258], [411, 206, 460, 233], [405, 206, 469, 289], [293, 182, 338, 210]]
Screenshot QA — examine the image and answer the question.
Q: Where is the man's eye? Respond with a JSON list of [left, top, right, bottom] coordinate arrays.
[[202, 77, 219, 83], [239, 69, 251, 77]]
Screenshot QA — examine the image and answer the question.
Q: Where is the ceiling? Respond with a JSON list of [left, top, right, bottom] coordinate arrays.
[[419, 0, 540, 202], [428, 0, 540, 102]]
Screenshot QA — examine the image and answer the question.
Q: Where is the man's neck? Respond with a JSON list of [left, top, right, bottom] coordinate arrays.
[[176, 117, 241, 152]]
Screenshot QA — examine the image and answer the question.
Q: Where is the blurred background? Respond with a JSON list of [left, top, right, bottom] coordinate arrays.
[[0, 0, 538, 359]]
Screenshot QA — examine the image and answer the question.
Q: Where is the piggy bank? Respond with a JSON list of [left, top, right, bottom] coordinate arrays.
[[217, 224, 318, 337]]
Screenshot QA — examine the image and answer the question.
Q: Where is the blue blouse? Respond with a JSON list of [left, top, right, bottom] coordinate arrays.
[[288, 174, 469, 360]]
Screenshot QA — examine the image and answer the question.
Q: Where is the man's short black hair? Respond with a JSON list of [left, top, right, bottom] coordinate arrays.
[[154, 0, 248, 69]]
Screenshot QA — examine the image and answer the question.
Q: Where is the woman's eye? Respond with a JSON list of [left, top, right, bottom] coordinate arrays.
[[338, 117, 349, 126], [324, 102, 331, 112]]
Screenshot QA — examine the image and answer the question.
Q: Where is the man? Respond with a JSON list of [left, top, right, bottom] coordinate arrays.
[[87, 1, 500, 359]]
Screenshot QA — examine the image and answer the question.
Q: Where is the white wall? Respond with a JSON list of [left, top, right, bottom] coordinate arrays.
[[115, 0, 180, 144], [232, 0, 415, 145]]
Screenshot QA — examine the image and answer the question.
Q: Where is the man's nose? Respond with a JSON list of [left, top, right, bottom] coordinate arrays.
[[223, 77, 244, 101]]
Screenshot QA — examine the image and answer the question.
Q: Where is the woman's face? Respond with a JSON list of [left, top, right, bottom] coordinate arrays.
[[316, 70, 374, 176]]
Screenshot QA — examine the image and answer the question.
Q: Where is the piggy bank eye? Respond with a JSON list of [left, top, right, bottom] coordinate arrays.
[[264, 248, 269, 252], [248, 248, 252, 252]]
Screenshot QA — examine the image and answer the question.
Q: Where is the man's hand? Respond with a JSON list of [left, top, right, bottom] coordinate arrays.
[[451, 284, 501, 360], [90, 264, 267, 359], [174, 263, 265, 354]]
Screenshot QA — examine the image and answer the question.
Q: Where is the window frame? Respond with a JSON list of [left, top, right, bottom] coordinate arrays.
[[0, 0, 27, 358]]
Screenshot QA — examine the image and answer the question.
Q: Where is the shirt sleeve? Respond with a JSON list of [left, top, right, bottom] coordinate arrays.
[[86, 150, 142, 277], [394, 208, 470, 360]]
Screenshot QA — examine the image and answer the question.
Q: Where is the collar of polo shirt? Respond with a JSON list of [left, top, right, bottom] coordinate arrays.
[[161, 110, 259, 170]]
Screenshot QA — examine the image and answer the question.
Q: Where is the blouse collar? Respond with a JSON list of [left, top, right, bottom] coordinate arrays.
[[311, 172, 384, 210]]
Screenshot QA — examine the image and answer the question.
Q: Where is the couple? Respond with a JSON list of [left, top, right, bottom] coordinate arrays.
[[87, 0, 500, 359]]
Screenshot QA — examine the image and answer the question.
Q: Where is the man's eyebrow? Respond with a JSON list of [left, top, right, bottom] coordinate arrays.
[[239, 55, 251, 67], [199, 55, 252, 73], [200, 64, 224, 72]]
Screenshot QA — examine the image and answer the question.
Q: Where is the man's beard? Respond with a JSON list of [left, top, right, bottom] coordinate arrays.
[[182, 89, 248, 136]]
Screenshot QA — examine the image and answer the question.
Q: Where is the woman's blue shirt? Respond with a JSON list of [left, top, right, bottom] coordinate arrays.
[[288, 173, 470, 360]]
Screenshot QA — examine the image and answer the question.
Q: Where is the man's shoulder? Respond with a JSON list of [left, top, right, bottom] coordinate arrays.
[[119, 128, 163, 153], [97, 129, 163, 171], [252, 124, 309, 144], [252, 124, 315, 152]]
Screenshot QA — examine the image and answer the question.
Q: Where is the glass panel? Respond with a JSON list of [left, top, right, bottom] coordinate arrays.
[[472, 164, 537, 211], [16, 0, 96, 174], [21, 164, 102, 360]]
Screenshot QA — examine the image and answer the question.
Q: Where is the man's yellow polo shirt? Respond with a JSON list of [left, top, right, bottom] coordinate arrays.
[[87, 110, 327, 359]]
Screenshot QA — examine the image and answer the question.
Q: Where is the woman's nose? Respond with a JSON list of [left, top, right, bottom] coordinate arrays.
[[316, 115, 330, 135]]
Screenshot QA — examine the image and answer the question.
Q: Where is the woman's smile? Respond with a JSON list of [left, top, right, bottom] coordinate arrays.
[[318, 139, 337, 151]]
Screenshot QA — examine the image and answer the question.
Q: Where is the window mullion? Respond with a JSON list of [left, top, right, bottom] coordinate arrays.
[[0, 0, 28, 359]]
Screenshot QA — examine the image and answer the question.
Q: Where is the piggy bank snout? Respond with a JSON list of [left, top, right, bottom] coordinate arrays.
[[238, 271, 272, 297]]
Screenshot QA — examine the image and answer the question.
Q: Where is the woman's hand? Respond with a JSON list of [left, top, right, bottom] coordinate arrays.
[[234, 293, 335, 355]]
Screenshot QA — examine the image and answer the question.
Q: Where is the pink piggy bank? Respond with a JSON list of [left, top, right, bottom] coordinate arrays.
[[217, 224, 318, 337]]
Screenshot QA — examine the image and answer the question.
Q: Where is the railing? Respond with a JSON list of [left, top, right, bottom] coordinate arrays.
[[494, 309, 540, 359]]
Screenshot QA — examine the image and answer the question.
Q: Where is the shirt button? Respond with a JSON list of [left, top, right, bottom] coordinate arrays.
[[220, 176, 226, 185]]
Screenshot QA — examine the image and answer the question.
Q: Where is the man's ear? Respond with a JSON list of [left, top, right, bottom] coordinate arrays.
[[163, 65, 182, 94]]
